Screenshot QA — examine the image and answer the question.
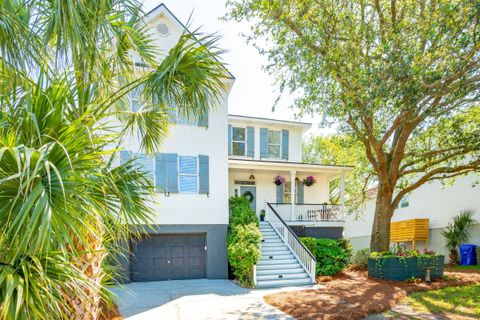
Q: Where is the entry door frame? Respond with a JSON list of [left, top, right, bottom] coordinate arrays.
[[240, 185, 257, 212]]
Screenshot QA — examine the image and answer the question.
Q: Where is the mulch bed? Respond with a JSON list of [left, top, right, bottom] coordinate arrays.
[[263, 268, 480, 320]]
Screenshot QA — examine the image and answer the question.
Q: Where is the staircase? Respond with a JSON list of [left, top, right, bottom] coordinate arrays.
[[256, 221, 313, 288]]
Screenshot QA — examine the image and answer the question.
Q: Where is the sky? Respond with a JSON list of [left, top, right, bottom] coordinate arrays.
[[143, 0, 326, 135]]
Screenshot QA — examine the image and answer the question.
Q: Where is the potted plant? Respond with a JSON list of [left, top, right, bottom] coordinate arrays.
[[259, 209, 266, 222], [303, 175, 317, 187], [273, 175, 286, 186]]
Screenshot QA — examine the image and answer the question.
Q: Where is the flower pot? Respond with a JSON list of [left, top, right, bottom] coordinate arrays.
[[274, 181, 282, 186], [304, 181, 314, 187], [260, 215, 265, 222], [368, 256, 444, 281]]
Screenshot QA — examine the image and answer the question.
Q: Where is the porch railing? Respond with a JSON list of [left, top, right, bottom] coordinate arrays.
[[266, 203, 316, 283], [270, 203, 344, 222]]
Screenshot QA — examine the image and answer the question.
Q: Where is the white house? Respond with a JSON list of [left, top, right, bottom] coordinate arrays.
[[117, 4, 353, 287], [344, 174, 480, 259]]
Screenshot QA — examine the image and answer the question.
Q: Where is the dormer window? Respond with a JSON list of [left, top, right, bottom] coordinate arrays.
[[232, 127, 246, 156]]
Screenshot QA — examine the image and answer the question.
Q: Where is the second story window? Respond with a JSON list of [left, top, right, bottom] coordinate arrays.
[[130, 85, 145, 112], [232, 127, 246, 156], [268, 130, 281, 158]]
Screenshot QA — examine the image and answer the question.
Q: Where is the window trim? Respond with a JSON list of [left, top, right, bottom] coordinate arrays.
[[129, 85, 146, 111], [178, 155, 199, 194], [231, 126, 247, 157], [267, 129, 282, 159], [283, 180, 297, 203]]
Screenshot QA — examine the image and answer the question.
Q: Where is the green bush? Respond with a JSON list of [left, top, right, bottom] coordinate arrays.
[[300, 237, 349, 276], [227, 223, 261, 286], [227, 196, 260, 287], [337, 238, 353, 259], [351, 248, 370, 269], [229, 196, 258, 226]]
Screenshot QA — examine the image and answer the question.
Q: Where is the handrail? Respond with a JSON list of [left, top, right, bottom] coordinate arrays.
[[266, 202, 317, 282]]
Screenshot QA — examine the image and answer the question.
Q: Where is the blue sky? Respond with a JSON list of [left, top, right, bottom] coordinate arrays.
[[143, 0, 327, 135]]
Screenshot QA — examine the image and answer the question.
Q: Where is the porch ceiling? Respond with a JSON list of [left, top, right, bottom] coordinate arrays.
[[228, 158, 353, 180]]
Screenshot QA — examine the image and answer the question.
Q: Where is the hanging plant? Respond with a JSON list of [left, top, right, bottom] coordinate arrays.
[[303, 175, 317, 187], [273, 175, 286, 186]]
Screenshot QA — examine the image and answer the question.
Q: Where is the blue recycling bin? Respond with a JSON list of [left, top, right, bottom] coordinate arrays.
[[459, 244, 477, 266]]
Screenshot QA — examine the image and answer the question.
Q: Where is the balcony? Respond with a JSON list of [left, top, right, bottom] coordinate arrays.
[[269, 203, 345, 224]]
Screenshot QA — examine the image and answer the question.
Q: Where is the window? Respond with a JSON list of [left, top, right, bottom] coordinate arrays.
[[178, 156, 198, 193], [267, 130, 281, 158], [232, 127, 246, 156], [284, 181, 297, 203], [177, 111, 197, 126], [129, 85, 145, 112]]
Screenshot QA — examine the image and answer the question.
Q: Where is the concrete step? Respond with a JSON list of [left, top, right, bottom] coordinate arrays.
[[256, 263, 302, 270], [261, 240, 283, 246], [260, 254, 294, 261], [257, 258, 297, 265], [257, 273, 309, 281], [261, 249, 291, 254], [256, 267, 305, 275], [256, 277, 313, 288]]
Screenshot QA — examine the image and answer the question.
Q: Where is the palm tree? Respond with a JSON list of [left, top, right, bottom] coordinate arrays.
[[441, 209, 476, 265], [0, 1, 228, 319]]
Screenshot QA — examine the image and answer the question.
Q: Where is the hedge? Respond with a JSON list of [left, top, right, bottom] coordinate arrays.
[[227, 196, 260, 287]]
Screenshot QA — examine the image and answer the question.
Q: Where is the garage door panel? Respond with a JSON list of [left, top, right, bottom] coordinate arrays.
[[131, 234, 206, 281]]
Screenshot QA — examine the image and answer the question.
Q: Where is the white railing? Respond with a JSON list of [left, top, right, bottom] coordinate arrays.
[[270, 203, 344, 222], [266, 203, 316, 283]]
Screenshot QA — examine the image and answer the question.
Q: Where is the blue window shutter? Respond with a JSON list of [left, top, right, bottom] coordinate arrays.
[[165, 153, 178, 193], [276, 184, 284, 203], [120, 150, 131, 164], [297, 181, 304, 204], [260, 128, 268, 158], [228, 124, 232, 156], [199, 155, 209, 194], [155, 153, 167, 192], [281, 129, 289, 160], [246, 126, 254, 157], [198, 110, 208, 127]]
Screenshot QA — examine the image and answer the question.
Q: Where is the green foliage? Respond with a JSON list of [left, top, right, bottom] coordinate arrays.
[[300, 238, 349, 276], [304, 134, 373, 214], [227, 223, 261, 287], [226, 0, 480, 252], [337, 238, 353, 259], [351, 248, 371, 269], [441, 210, 476, 264], [0, 1, 228, 318], [229, 196, 259, 226], [227, 196, 260, 287]]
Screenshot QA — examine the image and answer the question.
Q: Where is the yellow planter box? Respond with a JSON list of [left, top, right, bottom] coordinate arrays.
[[390, 218, 429, 249]]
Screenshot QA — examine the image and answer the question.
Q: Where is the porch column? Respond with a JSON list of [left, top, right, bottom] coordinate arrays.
[[290, 170, 296, 221], [340, 172, 345, 219]]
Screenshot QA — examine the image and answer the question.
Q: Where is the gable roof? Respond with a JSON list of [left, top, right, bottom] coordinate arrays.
[[145, 3, 235, 80]]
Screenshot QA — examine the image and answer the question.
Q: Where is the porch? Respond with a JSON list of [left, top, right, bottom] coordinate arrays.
[[228, 159, 352, 225]]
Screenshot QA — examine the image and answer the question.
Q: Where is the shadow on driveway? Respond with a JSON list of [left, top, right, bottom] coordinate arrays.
[[111, 279, 314, 319]]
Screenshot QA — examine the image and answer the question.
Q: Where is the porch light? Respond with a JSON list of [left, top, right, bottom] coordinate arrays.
[[249, 174, 255, 181]]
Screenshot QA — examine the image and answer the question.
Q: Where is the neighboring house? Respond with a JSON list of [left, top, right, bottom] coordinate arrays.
[[117, 4, 352, 287], [344, 174, 480, 260]]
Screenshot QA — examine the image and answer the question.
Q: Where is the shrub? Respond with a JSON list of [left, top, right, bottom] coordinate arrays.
[[441, 209, 476, 264], [351, 248, 370, 269], [229, 196, 258, 226], [301, 237, 349, 276], [337, 238, 353, 259], [227, 223, 261, 286], [227, 196, 260, 287]]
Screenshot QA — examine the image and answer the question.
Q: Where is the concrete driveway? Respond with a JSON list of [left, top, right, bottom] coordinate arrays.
[[111, 279, 317, 319]]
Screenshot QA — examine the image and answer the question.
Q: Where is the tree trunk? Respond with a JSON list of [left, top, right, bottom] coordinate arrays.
[[370, 188, 395, 252]]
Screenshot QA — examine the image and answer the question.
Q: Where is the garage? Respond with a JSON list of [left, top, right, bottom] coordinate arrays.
[[130, 234, 206, 282]]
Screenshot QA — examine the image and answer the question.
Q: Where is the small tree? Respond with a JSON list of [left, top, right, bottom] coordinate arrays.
[[227, 0, 480, 251], [441, 210, 476, 264]]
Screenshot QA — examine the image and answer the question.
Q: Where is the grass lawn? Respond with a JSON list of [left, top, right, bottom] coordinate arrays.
[[448, 265, 480, 271], [404, 284, 480, 319]]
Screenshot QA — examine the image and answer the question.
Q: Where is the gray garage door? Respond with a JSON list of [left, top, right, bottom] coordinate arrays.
[[131, 234, 206, 282]]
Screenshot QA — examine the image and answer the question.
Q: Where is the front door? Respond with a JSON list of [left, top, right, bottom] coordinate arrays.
[[240, 186, 256, 212]]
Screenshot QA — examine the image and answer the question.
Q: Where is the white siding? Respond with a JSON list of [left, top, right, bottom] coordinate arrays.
[[120, 10, 231, 225], [345, 174, 480, 251]]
